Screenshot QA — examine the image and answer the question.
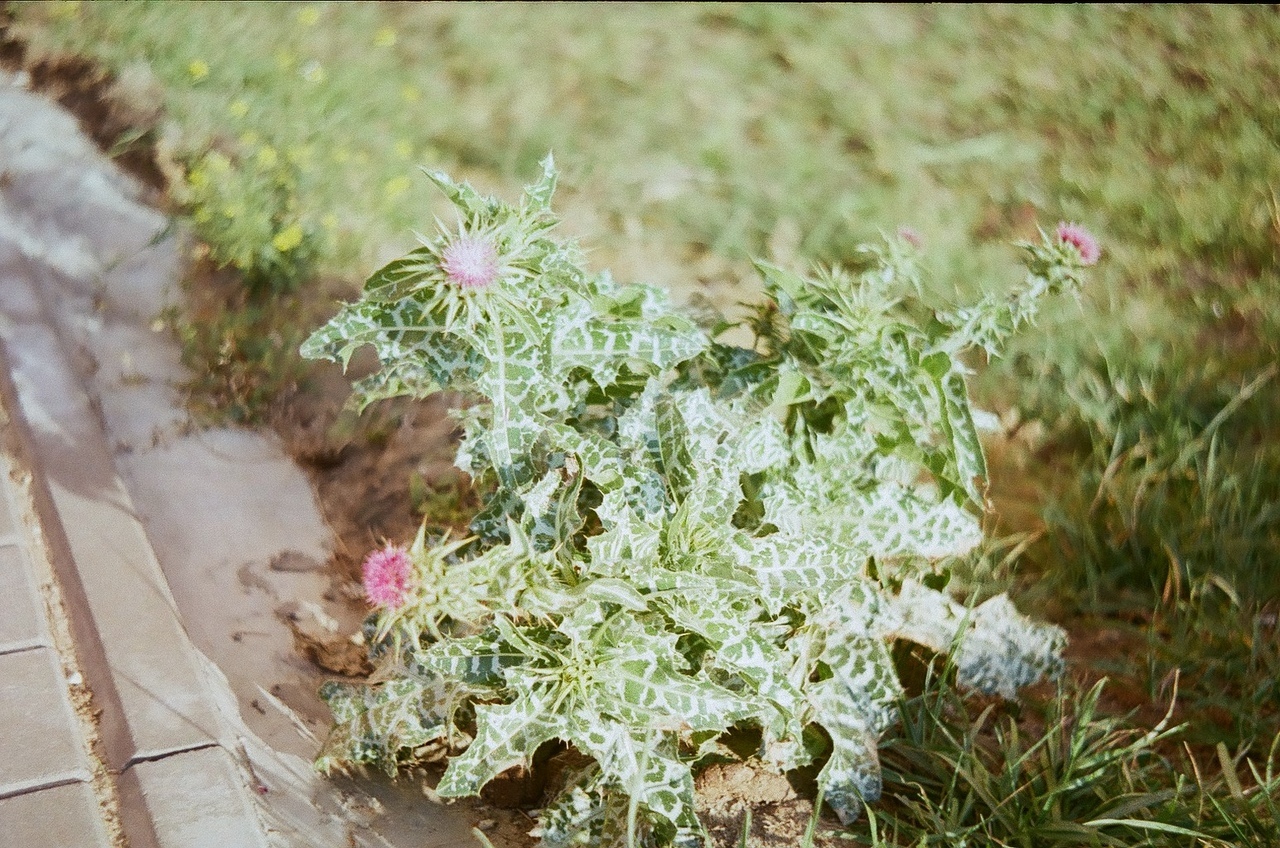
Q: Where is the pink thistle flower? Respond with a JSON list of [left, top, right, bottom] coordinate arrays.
[[441, 235, 500, 289], [362, 544, 414, 610], [896, 226, 924, 250], [1056, 222, 1100, 266]]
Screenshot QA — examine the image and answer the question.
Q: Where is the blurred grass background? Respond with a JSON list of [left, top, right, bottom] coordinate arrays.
[[12, 1, 1280, 837]]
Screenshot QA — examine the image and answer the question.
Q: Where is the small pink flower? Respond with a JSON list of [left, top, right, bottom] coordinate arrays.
[[362, 545, 414, 609], [896, 226, 924, 250], [441, 235, 500, 289], [1056, 222, 1100, 266]]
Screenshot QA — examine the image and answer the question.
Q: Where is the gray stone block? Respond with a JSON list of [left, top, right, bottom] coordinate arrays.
[[0, 544, 49, 655], [0, 468, 17, 541], [0, 781, 112, 848], [0, 648, 89, 798], [117, 746, 268, 848]]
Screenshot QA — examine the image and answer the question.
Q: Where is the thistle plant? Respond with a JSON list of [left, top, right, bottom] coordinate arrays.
[[302, 157, 1095, 847]]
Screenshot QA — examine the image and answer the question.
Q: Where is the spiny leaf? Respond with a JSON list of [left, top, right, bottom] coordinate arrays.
[[436, 690, 563, 797]]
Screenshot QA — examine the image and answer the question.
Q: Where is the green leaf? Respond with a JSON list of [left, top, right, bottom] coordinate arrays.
[[422, 166, 496, 218], [939, 370, 987, 505], [316, 674, 469, 776], [523, 153, 559, 210], [436, 690, 563, 797], [360, 245, 438, 301]]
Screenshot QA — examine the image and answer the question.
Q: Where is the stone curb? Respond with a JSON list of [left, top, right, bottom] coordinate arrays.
[[0, 276, 270, 846]]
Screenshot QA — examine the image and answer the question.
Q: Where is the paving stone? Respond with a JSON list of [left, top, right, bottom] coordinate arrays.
[[118, 746, 268, 848], [0, 780, 112, 848], [0, 462, 17, 540], [0, 647, 89, 798], [0, 267, 226, 768], [0, 544, 48, 654]]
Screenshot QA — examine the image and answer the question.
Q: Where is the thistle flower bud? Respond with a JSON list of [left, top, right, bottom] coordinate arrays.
[[442, 235, 500, 288], [1055, 222, 1100, 266], [362, 544, 414, 609]]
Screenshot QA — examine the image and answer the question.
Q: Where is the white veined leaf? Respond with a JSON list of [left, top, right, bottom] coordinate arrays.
[[886, 581, 1067, 698], [551, 310, 707, 388], [713, 629, 806, 742], [567, 722, 701, 839], [801, 583, 904, 823], [578, 578, 649, 612], [423, 166, 499, 219], [358, 245, 439, 302], [746, 535, 865, 609], [532, 764, 630, 848], [587, 617, 757, 733], [435, 689, 563, 797], [418, 634, 524, 688], [882, 578, 966, 654], [523, 153, 559, 210], [955, 594, 1067, 698], [315, 674, 473, 776], [547, 422, 624, 491], [938, 369, 988, 505], [764, 477, 982, 560], [732, 413, 791, 474]]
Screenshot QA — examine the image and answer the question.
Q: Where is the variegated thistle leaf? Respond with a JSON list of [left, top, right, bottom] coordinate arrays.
[[567, 722, 702, 844], [533, 764, 622, 848], [806, 587, 904, 824], [436, 687, 564, 797], [762, 474, 982, 563], [886, 580, 1068, 699], [315, 673, 473, 776]]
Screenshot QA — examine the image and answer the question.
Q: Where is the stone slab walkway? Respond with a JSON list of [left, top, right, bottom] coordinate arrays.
[[0, 75, 271, 848], [0, 389, 120, 848], [0, 68, 483, 848]]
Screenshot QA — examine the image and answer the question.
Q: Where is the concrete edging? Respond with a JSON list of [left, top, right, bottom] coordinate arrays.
[[0, 269, 271, 847]]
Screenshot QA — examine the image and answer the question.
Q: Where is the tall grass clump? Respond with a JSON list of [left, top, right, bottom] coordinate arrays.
[[855, 664, 1280, 847], [1010, 347, 1280, 751]]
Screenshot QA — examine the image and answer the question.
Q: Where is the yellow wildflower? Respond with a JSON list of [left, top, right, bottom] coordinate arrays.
[[286, 146, 313, 168], [394, 139, 413, 159], [401, 85, 421, 103], [256, 146, 279, 168], [374, 27, 397, 48], [322, 213, 339, 231], [297, 6, 320, 26], [272, 223, 305, 253], [228, 99, 249, 119], [188, 60, 210, 82], [384, 175, 411, 200]]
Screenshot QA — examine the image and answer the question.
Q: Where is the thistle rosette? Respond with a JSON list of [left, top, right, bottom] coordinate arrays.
[[305, 160, 1082, 846]]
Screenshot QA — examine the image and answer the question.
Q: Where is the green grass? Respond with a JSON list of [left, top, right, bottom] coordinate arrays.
[[1010, 350, 1280, 754], [856, 665, 1280, 847], [13, 2, 1280, 843], [16, 6, 1280, 307]]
